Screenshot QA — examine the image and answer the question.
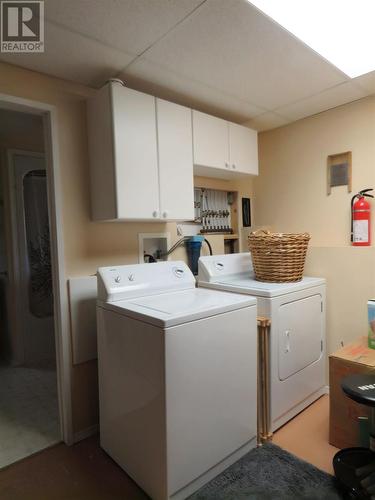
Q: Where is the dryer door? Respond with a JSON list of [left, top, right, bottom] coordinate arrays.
[[278, 294, 323, 381]]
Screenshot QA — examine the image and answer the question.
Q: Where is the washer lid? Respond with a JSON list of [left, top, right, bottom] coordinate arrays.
[[99, 287, 256, 328], [206, 274, 325, 298]]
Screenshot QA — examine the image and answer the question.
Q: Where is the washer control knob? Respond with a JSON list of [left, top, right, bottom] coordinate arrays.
[[173, 267, 184, 278], [128, 274, 135, 282], [114, 276, 121, 283]]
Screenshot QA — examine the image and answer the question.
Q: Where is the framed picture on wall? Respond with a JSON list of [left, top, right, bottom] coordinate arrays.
[[242, 198, 251, 227]]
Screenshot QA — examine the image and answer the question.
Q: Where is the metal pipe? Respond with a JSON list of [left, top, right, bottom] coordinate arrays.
[[257, 316, 272, 444]]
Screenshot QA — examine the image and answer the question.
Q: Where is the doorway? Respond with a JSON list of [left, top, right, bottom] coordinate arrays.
[[0, 110, 60, 467]]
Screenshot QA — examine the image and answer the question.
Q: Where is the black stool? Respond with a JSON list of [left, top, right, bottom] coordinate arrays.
[[333, 375, 375, 499]]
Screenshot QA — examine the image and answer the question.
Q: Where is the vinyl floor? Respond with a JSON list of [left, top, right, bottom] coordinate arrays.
[[273, 394, 339, 474], [0, 394, 337, 499], [0, 364, 60, 469]]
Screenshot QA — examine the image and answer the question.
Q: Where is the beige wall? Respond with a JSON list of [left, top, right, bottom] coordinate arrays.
[[255, 97, 375, 356], [5, 58, 371, 435], [0, 62, 254, 435]]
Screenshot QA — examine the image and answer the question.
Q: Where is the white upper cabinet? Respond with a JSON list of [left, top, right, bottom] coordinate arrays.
[[112, 83, 160, 220], [87, 82, 194, 222], [87, 81, 257, 222], [192, 111, 230, 171], [229, 122, 258, 175], [156, 99, 194, 221], [87, 82, 159, 221], [192, 110, 258, 178]]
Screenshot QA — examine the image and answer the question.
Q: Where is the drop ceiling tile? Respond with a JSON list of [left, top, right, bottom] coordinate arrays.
[[276, 81, 367, 121], [122, 58, 265, 122], [45, 0, 204, 55], [129, 0, 348, 110], [354, 71, 375, 94], [243, 112, 290, 131], [0, 22, 133, 87]]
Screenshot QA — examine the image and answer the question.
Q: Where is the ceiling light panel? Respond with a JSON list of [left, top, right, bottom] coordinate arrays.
[[249, 0, 375, 77]]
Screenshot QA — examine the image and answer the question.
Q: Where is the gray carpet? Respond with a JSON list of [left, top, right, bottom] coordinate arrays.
[[189, 443, 343, 500]]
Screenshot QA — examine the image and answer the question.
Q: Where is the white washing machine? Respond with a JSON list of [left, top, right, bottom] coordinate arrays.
[[97, 261, 257, 500], [198, 253, 326, 432]]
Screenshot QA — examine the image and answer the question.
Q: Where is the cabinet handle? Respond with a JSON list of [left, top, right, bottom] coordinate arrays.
[[152, 211, 158, 218]]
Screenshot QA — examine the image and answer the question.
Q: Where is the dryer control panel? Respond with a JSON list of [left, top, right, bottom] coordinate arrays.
[[97, 261, 195, 302], [198, 252, 253, 283]]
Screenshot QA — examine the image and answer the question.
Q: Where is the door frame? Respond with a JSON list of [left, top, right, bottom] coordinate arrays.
[[0, 93, 73, 445]]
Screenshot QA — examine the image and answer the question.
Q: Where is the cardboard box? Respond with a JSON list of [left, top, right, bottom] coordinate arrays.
[[329, 336, 375, 449]]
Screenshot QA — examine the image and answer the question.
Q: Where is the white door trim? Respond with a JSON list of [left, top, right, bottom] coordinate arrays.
[[0, 92, 73, 445]]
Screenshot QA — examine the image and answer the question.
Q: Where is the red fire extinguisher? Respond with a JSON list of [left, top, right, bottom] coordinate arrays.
[[351, 188, 374, 246]]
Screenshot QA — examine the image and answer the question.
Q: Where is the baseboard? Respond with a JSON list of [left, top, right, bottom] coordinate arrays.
[[73, 424, 99, 443]]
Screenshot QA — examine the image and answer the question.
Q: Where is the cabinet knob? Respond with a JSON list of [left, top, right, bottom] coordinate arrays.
[[232, 164, 236, 169], [225, 162, 230, 169], [152, 211, 158, 218], [162, 211, 168, 219]]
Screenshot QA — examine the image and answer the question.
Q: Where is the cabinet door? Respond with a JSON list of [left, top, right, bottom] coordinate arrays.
[[192, 110, 230, 171], [112, 84, 160, 220], [156, 99, 194, 221], [229, 122, 258, 175], [87, 84, 118, 221]]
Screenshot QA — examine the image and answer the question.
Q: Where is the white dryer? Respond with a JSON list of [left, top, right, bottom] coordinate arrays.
[[198, 253, 326, 432], [97, 261, 257, 500]]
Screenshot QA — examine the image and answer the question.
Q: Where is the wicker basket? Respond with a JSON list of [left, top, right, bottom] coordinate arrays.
[[248, 230, 310, 283]]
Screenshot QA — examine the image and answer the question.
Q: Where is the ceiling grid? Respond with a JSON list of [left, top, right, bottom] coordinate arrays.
[[0, 0, 374, 131]]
